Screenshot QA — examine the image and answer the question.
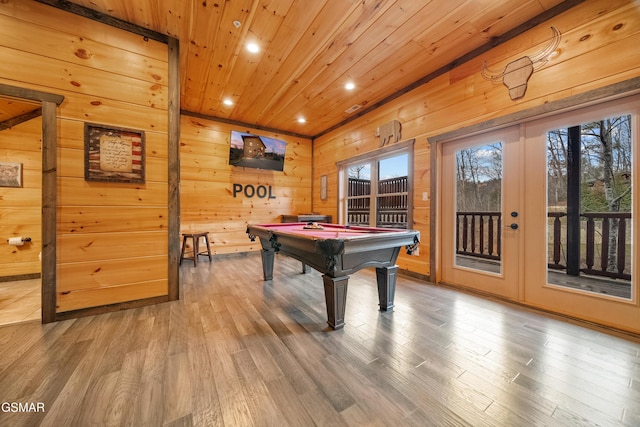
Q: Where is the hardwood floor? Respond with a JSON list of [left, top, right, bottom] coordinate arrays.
[[0, 278, 40, 326], [0, 252, 639, 426]]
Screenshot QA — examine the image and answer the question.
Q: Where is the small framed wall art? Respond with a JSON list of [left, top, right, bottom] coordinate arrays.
[[84, 122, 145, 183], [0, 162, 22, 187], [320, 175, 328, 200]]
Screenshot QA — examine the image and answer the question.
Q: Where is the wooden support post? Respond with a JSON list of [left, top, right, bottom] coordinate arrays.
[[566, 125, 581, 276]]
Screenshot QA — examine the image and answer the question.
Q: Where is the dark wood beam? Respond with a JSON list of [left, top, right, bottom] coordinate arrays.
[[35, 0, 169, 43], [0, 84, 63, 105], [168, 37, 180, 301], [180, 109, 312, 140], [41, 100, 58, 323], [0, 108, 42, 131]]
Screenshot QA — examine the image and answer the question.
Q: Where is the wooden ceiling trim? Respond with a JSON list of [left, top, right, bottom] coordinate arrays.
[[180, 109, 310, 141], [35, 0, 168, 43], [313, 0, 586, 139]]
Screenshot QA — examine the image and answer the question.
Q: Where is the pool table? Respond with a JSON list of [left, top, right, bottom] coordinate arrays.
[[246, 222, 420, 329]]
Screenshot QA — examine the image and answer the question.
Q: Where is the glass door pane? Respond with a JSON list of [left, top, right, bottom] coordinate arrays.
[[377, 154, 408, 228], [455, 143, 503, 274], [347, 163, 371, 226], [546, 115, 633, 299]]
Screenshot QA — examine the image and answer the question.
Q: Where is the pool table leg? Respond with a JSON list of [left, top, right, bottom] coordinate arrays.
[[376, 265, 397, 311], [260, 249, 275, 280], [323, 274, 348, 329]]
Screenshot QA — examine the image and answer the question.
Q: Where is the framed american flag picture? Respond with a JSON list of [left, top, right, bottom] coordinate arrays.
[[84, 122, 145, 183]]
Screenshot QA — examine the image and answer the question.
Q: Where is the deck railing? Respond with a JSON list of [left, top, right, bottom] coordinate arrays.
[[456, 212, 502, 260], [348, 176, 408, 228], [458, 211, 632, 280], [547, 211, 631, 280]]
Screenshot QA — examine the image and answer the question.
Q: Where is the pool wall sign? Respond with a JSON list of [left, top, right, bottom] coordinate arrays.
[[233, 183, 276, 199]]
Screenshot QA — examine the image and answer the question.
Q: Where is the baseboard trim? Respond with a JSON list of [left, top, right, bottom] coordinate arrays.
[[0, 273, 41, 283], [55, 295, 170, 321]]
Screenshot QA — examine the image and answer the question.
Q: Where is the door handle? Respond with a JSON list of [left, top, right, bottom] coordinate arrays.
[[505, 223, 518, 230]]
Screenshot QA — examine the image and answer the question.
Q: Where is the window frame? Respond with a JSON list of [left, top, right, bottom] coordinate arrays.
[[336, 139, 414, 228]]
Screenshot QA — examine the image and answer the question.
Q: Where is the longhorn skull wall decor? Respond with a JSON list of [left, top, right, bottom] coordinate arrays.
[[481, 27, 561, 100]]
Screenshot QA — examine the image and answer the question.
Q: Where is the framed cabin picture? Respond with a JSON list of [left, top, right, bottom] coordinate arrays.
[[84, 123, 145, 183], [0, 162, 22, 187]]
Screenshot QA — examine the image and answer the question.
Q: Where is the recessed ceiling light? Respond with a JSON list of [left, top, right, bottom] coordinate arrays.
[[247, 42, 260, 53], [223, 98, 233, 106], [233, 20, 241, 28], [297, 117, 306, 124], [345, 82, 355, 90]]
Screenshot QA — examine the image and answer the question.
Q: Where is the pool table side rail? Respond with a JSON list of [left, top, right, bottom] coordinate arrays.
[[246, 223, 420, 256]]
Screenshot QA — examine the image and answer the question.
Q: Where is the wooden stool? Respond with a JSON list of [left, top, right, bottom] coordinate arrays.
[[180, 232, 212, 266]]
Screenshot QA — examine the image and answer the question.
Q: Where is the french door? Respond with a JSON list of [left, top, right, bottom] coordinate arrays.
[[439, 95, 640, 333], [440, 126, 522, 300]]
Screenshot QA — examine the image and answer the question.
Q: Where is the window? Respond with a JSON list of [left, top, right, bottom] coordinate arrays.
[[338, 141, 413, 229]]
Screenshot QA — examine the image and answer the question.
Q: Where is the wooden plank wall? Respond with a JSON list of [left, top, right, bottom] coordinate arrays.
[[312, 0, 640, 278], [0, 117, 41, 277], [0, 1, 170, 312], [180, 115, 312, 254]]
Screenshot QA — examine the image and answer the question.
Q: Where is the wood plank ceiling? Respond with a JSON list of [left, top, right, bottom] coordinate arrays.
[[48, 0, 571, 137], [0, 97, 41, 131]]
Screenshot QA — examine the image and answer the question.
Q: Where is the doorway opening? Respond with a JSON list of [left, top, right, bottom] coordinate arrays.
[[0, 95, 42, 325], [0, 84, 63, 324]]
